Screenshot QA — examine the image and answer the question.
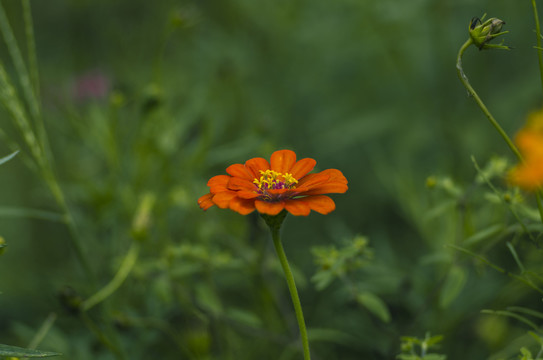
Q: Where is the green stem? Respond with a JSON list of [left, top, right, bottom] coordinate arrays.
[[533, 0, 543, 96], [536, 192, 543, 224], [456, 37, 543, 223], [80, 312, 126, 360], [82, 242, 140, 311], [270, 227, 311, 360], [532, 0, 543, 224], [455, 38, 523, 162]]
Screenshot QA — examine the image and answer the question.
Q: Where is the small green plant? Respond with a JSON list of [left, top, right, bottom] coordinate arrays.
[[397, 333, 446, 360]]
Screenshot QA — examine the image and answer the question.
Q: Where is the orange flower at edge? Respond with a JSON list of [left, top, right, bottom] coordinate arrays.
[[198, 149, 348, 216], [508, 110, 543, 191]]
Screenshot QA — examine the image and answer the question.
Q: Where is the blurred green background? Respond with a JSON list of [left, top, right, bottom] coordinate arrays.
[[1, 0, 543, 359]]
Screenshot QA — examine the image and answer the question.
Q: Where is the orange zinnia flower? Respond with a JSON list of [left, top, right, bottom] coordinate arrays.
[[508, 109, 543, 191], [198, 149, 348, 216]]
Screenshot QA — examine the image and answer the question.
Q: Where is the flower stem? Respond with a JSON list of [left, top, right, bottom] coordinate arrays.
[[82, 242, 140, 311], [455, 38, 523, 162], [532, 0, 543, 224], [533, 0, 543, 96], [457, 37, 543, 224], [270, 226, 311, 360]]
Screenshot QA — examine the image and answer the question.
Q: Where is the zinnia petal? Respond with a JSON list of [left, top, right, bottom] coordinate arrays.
[[245, 157, 270, 178], [271, 150, 297, 173], [304, 195, 336, 214], [198, 193, 215, 210], [228, 177, 256, 191], [237, 190, 260, 199], [290, 158, 317, 180], [284, 199, 311, 216], [226, 164, 254, 180], [229, 197, 256, 215], [297, 172, 330, 188], [255, 200, 285, 215], [207, 175, 230, 192], [212, 191, 237, 208], [300, 182, 349, 196]]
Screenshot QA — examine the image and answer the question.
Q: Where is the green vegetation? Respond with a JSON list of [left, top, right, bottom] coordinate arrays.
[[1, 0, 543, 359]]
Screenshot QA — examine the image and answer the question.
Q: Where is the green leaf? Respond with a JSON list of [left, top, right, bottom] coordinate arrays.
[[0, 207, 65, 222], [481, 309, 539, 331], [224, 308, 263, 328], [0, 344, 61, 357], [195, 284, 223, 316], [0, 150, 18, 166], [422, 354, 446, 360], [356, 292, 390, 323], [425, 334, 444, 347], [439, 265, 467, 308], [306, 328, 358, 346], [463, 224, 504, 246]]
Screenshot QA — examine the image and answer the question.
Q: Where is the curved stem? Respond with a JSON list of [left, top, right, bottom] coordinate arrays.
[[457, 37, 543, 224], [456, 38, 523, 162], [82, 242, 140, 311], [270, 227, 311, 360]]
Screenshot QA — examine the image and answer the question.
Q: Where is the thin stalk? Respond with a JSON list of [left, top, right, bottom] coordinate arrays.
[[21, 0, 50, 161], [43, 169, 96, 284], [537, 192, 543, 224], [270, 227, 311, 360], [456, 38, 523, 162], [82, 242, 140, 311], [22, 0, 40, 102], [457, 37, 543, 223], [27, 313, 57, 350], [20, 312, 58, 360], [536, 343, 543, 360], [532, 0, 543, 223], [533, 0, 543, 95], [80, 312, 126, 360], [0, 2, 40, 126]]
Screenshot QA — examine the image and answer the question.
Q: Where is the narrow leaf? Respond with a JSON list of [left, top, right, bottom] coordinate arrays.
[[356, 292, 390, 323], [439, 265, 467, 308], [0, 343, 60, 357], [0, 150, 18, 166]]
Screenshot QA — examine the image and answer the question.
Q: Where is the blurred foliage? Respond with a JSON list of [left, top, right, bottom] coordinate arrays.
[[397, 333, 446, 360], [0, 0, 543, 359]]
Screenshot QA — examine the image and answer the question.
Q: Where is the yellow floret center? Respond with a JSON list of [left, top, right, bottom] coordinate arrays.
[[253, 170, 298, 192]]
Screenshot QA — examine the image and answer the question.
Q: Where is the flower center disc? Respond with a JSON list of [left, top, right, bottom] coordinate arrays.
[[253, 170, 298, 200]]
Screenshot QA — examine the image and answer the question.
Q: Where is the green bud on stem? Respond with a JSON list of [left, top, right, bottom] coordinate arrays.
[[468, 15, 510, 50]]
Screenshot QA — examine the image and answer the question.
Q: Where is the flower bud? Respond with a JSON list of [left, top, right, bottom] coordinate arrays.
[[469, 15, 509, 50]]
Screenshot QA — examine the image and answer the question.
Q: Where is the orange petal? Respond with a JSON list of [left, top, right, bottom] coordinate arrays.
[[212, 191, 237, 208], [226, 164, 253, 180], [270, 150, 297, 173], [318, 169, 348, 184], [290, 158, 316, 179], [245, 157, 270, 178], [267, 188, 289, 196], [284, 199, 311, 216], [207, 175, 230, 192], [255, 200, 285, 215], [509, 162, 543, 191], [197, 193, 215, 210], [297, 172, 330, 188], [228, 177, 256, 191], [237, 190, 260, 199], [300, 182, 348, 196], [229, 197, 256, 215], [304, 195, 336, 214]]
